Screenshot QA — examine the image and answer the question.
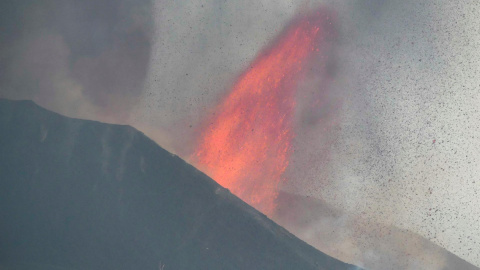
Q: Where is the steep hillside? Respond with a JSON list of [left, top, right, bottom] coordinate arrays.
[[0, 99, 359, 270]]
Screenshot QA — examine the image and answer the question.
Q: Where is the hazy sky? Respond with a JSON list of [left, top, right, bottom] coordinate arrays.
[[1, 0, 479, 268]]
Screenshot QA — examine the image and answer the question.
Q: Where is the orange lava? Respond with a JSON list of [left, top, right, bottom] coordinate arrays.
[[193, 9, 334, 215]]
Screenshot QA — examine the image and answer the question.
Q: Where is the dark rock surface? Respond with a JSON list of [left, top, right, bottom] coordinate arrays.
[[0, 99, 360, 270]]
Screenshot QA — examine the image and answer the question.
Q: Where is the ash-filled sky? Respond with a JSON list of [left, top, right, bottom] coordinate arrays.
[[1, 0, 479, 269]]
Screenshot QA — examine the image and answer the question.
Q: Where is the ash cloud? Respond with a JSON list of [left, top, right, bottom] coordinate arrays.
[[0, 0, 153, 122], [2, 0, 479, 269], [140, 0, 480, 269], [325, 1, 480, 268]]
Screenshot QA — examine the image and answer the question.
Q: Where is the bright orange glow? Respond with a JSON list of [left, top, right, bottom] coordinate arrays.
[[193, 9, 333, 215]]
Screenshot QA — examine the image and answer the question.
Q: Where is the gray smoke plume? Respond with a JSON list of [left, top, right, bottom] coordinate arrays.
[[139, 0, 480, 268], [0, 0, 153, 122], [1, 0, 479, 269]]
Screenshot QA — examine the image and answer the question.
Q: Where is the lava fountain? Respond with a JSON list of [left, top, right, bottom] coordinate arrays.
[[193, 8, 336, 215]]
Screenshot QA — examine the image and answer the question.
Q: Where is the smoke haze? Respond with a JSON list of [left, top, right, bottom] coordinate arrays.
[[0, 0, 153, 122], [1, 0, 479, 269]]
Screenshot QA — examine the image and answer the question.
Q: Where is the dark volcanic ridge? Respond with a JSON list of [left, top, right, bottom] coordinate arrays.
[[0, 99, 360, 270], [274, 191, 480, 270]]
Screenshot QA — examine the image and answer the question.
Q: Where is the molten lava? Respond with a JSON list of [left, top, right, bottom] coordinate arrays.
[[193, 9, 334, 215]]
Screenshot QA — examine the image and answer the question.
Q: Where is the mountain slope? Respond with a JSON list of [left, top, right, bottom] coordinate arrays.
[[275, 192, 480, 270], [0, 99, 359, 270]]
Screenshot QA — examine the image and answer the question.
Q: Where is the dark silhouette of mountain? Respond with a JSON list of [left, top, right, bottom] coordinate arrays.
[[0, 99, 360, 270]]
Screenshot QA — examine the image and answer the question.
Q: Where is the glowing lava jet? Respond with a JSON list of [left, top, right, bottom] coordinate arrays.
[[193, 9, 335, 215]]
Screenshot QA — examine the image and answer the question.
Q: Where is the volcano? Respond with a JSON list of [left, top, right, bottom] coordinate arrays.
[[0, 99, 360, 270]]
